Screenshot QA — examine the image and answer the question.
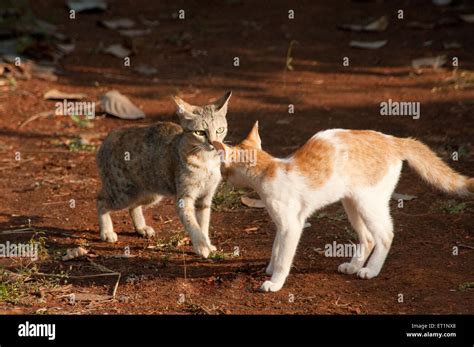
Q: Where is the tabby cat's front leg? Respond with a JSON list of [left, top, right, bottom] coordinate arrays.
[[177, 195, 214, 258], [196, 194, 217, 252]]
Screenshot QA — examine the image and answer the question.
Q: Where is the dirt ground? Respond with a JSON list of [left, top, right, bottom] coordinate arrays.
[[0, 0, 473, 314]]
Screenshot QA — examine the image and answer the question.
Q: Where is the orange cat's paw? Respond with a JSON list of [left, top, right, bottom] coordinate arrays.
[[260, 280, 283, 292], [357, 267, 377, 279], [338, 262, 360, 275], [193, 243, 213, 258]]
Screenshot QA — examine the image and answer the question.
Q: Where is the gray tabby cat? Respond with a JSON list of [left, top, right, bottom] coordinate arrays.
[[96, 91, 232, 258]]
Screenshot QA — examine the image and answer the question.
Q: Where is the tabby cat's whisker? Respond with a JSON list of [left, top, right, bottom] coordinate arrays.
[[188, 145, 204, 155]]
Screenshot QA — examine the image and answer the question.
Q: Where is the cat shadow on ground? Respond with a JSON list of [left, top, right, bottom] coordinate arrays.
[[2, 223, 271, 284]]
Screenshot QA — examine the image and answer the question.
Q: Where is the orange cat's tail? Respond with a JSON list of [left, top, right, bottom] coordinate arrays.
[[397, 137, 474, 196]]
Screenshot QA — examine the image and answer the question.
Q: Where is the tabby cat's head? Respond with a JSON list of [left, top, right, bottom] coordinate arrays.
[[173, 91, 232, 152]]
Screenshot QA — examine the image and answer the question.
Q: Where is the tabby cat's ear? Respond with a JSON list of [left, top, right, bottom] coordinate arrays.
[[172, 96, 196, 120], [244, 121, 261, 150], [213, 91, 232, 117]]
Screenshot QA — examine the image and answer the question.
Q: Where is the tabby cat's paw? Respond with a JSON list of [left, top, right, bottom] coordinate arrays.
[[338, 262, 360, 275], [100, 231, 118, 243], [193, 243, 212, 259], [357, 267, 377, 279], [136, 226, 155, 238], [260, 280, 283, 292]]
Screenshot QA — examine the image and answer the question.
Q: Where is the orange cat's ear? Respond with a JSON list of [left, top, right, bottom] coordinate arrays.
[[244, 121, 261, 150]]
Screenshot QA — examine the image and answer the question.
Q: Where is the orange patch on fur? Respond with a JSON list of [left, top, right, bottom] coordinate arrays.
[[467, 178, 474, 194], [337, 130, 401, 186], [239, 143, 280, 179], [291, 138, 334, 188]]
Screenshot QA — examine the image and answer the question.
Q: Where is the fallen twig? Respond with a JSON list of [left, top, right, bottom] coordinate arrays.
[[19, 111, 55, 129], [87, 258, 121, 297], [34, 272, 117, 280], [0, 227, 36, 235], [0, 158, 35, 171]]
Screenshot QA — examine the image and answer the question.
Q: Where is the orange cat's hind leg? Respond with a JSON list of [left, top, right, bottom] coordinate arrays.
[[338, 198, 375, 275]]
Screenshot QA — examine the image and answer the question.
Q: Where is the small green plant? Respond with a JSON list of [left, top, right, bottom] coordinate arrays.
[[28, 231, 49, 261], [285, 40, 298, 71], [212, 182, 246, 211], [344, 227, 358, 242], [161, 254, 170, 267], [0, 264, 62, 306], [446, 145, 470, 160], [458, 282, 474, 291], [313, 211, 346, 222], [0, 281, 21, 304], [70, 114, 93, 128], [155, 231, 189, 251], [51, 137, 95, 152], [8, 77, 17, 87], [208, 249, 233, 261], [441, 200, 467, 214], [66, 137, 96, 152]]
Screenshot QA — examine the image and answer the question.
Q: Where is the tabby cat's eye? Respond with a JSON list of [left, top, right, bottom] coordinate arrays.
[[216, 127, 225, 134], [194, 130, 206, 136]]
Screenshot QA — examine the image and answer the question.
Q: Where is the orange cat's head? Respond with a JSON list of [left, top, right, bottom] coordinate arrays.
[[212, 121, 263, 188]]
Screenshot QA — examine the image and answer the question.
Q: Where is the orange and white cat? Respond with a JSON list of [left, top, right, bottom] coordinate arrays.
[[213, 122, 473, 292]]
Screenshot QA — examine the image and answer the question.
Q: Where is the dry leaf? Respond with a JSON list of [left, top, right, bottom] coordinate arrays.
[[412, 55, 447, 69], [141, 17, 159, 27], [391, 193, 417, 201], [432, 0, 451, 5], [119, 28, 152, 37], [407, 21, 435, 30], [460, 14, 474, 23], [244, 226, 259, 232], [339, 16, 388, 32], [62, 247, 88, 261], [71, 293, 113, 302], [103, 44, 131, 58], [104, 254, 137, 259], [33, 19, 58, 35], [443, 41, 462, 50], [0, 269, 23, 282], [241, 196, 265, 208], [349, 40, 387, 50], [33, 67, 57, 81], [56, 43, 75, 55], [66, 0, 107, 12], [422, 40, 434, 47], [29, 63, 57, 81], [44, 89, 87, 100], [177, 236, 191, 247], [101, 90, 145, 119], [134, 64, 157, 76], [100, 18, 135, 29], [313, 247, 325, 255]]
